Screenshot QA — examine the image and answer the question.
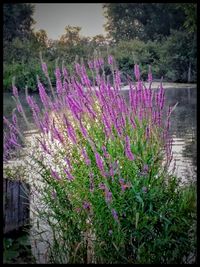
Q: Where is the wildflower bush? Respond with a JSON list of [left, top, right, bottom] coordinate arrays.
[[3, 55, 196, 263]]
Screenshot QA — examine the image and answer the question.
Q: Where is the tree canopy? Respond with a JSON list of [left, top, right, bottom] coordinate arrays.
[[103, 3, 186, 42], [3, 3, 35, 42]]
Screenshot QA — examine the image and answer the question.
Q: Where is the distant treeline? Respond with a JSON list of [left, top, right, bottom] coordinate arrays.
[[3, 3, 197, 92]]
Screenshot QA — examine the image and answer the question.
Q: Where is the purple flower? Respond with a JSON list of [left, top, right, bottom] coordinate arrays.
[[125, 136, 135, 161], [105, 189, 112, 203], [75, 63, 82, 75], [64, 169, 74, 181], [83, 201, 91, 210], [12, 113, 17, 125], [102, 114, 112, 137], [63, 115, 77, 144], [119, 178, 131, 192], [142, 186, 148, 193], [98, 58, 104, 67], [99, 183, 106, 190], [95, 152, 105, 175], [139, 164, 149, 177], [80, 123, 88, 138], [111, 209, 119, 222], [143, 164, 149, 173], [108, 55, 113, 65], [52, 124, 63, 144], [12, 85, 18, 98], [119, 178, 125, 184], [62, 67, 68, 79], [115, 70, 121, 89], [51, 169, 61, 181], [88, 60, 94, 69], [17, 104, 23, 113], [89, 172, 94, 192], [38, 81, 50, 108], [51, 190, 57, 199], [102, 146, 109, 159], [42, 62, 48, 75], [82, 148, 91, 166], [39, 140, 51, 155], [145, 126, 150, 139], [65, 158, 72, 171]]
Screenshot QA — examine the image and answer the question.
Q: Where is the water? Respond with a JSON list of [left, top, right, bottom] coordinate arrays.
[[3, 85, 197, 184]]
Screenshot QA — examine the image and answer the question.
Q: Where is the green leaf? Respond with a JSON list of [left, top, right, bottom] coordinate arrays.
[[3, 250, 20, 262], [135, 212, 139, 229]]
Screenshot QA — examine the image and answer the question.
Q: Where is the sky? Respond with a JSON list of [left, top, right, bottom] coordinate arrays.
[[33, 3, 107, 40]]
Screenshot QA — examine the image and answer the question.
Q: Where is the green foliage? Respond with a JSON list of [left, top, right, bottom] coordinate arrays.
[[3, 3, 35, 42], [3, 233, 35, 264], [103, 3, 186, 42], [3, 3, 197, 92], [176, 3, 197, 34], [157, 30, 196, 82]]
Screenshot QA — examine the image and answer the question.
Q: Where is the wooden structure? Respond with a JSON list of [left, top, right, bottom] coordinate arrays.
[[3, 179, 30, 234]]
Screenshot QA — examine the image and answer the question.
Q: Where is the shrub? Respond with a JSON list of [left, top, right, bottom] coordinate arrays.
[[3, 56, 196, 263]]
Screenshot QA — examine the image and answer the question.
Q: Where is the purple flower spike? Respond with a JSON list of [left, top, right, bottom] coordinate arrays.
[[105, 190, 112, 203], [12, 85, 19, 98], [51, 169, 61, 181], [125, 136, 135, 161], [12, 113, 17, 125], [88, 60, 94, 69], [42, 62, 48, 76], [95, 152, 105, 175], [82, 148, 91, 166], [39, 140, 51, 155], [64, 169, 74, 181], [108, 55, 113, 65], [17, 104, 23, 113]]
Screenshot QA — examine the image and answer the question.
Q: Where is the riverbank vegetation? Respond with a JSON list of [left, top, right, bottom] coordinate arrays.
[[3, 3, 197, 92]]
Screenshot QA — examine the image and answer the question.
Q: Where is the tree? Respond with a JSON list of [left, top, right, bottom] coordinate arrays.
[[59, 26, 82, 46], [103, 3, 186, 42], [3, 3, 35, 42], [91, 34, 108, 47], [176, 3, 197, 34], [34, 29, 48, 48]]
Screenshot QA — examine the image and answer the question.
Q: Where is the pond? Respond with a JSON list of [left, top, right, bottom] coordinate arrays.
[[3, 84, 197, 184]]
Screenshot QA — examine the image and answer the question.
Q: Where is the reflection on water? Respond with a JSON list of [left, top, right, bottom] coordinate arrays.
[[3, 86, 197, 183], [165, 87, 197, 184]]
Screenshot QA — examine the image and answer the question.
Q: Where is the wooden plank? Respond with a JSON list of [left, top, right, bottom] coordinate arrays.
[[3, 179, 30, 234]]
